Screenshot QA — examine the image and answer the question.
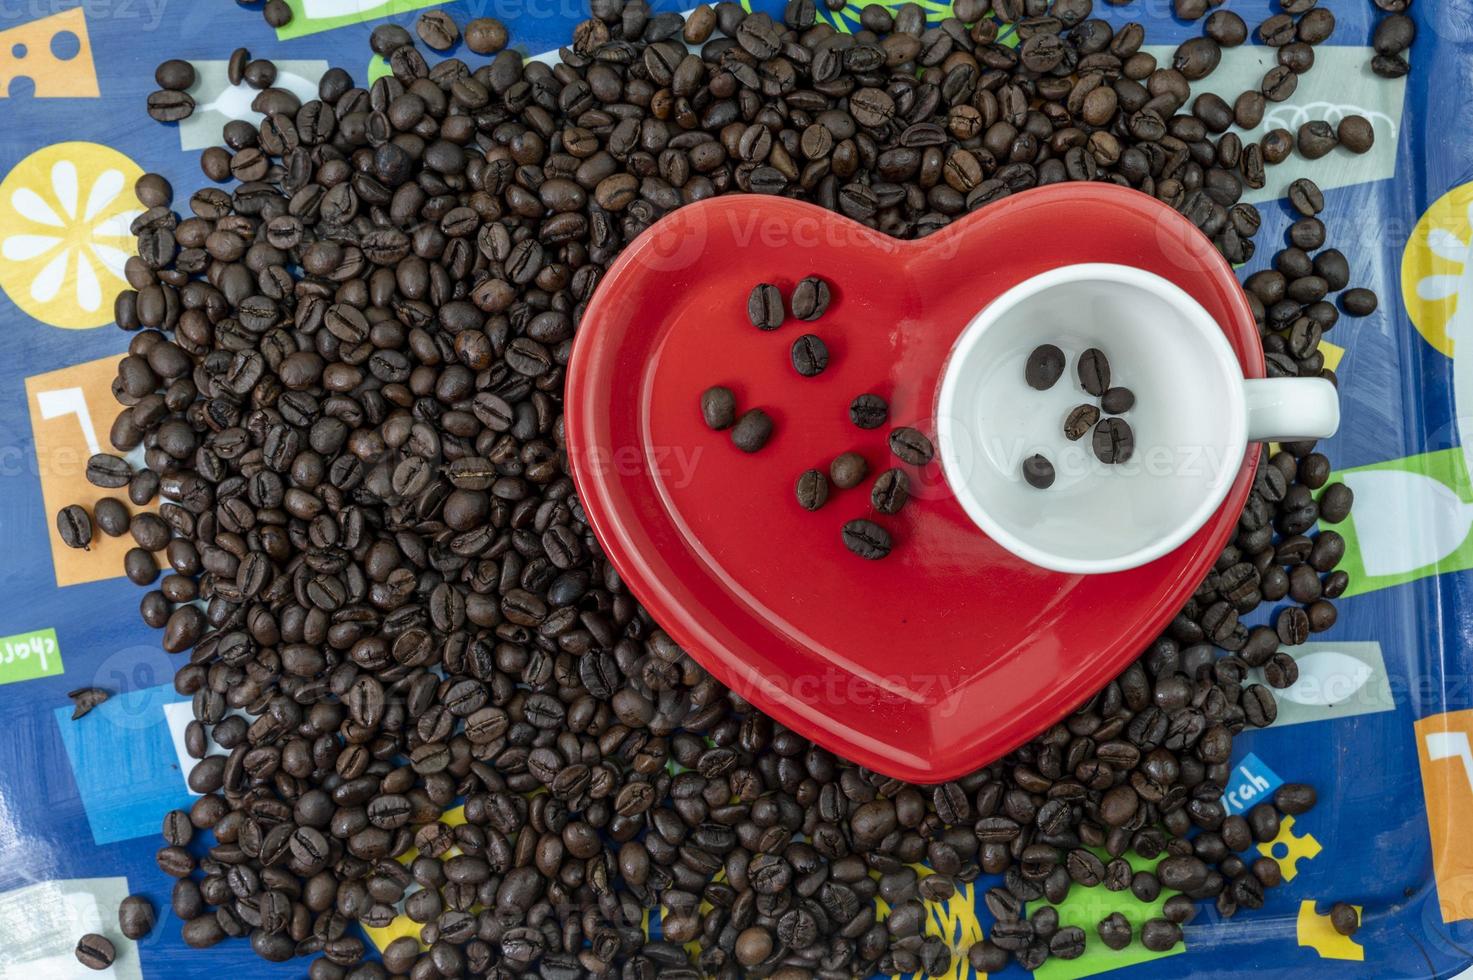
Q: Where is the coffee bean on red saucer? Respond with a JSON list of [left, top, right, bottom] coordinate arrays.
[[731, 409, 773, 452], [842, 519, 891, 559], [701, 386, 736, 430], [849, 394, 888, 429], [748, 283, 784, 330], [790, 276, 831, 320]]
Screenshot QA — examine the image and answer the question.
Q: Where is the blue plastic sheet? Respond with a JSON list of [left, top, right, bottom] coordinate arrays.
[[0, 2, 1470, 978]]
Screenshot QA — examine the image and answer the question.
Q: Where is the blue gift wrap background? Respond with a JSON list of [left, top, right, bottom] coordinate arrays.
[[2, 1, 1472, 977]]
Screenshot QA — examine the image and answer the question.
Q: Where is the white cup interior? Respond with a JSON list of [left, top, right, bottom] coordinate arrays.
[[937, 264, 1248, 574]]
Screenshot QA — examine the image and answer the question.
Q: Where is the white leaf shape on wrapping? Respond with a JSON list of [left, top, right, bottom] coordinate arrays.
[[49, 159, 78, 220], [1, 234, 61, 261], [197, 70, 320, 120], [30, 250, 68, 303], [82, 168, 125, 223], [1344, 469, 1473, 577], [1427, 227, 1467, 262], [1278, 651, 1375, 707], [10, 186, 63, 227], [1420, 275, 1463, 301]]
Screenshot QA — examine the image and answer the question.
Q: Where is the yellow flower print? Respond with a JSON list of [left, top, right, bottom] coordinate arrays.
[[0, 142, 143, 329]]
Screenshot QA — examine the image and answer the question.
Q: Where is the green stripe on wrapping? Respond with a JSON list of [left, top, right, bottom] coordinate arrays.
[[274, 0, 446, 41], [1325, 448, 1473, 597]]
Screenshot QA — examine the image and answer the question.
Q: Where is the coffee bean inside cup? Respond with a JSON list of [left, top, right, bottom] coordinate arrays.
[[1078, 348, 1112, 397], [1026, 344, 1066, 390], [1024, 454, 1056, 489]]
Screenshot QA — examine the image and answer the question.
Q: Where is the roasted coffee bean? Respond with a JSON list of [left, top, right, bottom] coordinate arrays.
[[1330, 903, 1359, 936], [1338, 116, 1375, 154], [87, 453, 132, 488], [1372, 53, 1410, 79], [796, 469, 830, 511], [889, 427, 934, 466], [1026, 344, 1066, 390], [872, 468, 910, 514], [1065, 405, 1100, 441], [147, 89, 194, 122], [842, 519, 892, 560], [68, 687, 110, 720], [1023, 454, 1056, 490], [850, 394, 889, 429], [1320, 482, 1354, 522], [748, 283, 785, 330], [1274, 783, 1318, 815], [416, 10, 460, 50], [1098, 912, 1132, 950], [156, 58, 195, 91], [57, 504, 92, 550], [731, 409, 774, 452], [1262, 66, 1298, 102], [701, 386, 736, 430], [1374, 14, 1415, 55], [1205, 11, 1247, 47], [1341, 289, 1378, 318], [1174, 37, 1221, 80], [75, 934, 116, 970], [791, 276, 832, 320], [831, 452, 868, 490], [1297, 121, 1338, 160], [1141, 918, 1183, 952], [1298, 8, 1336, 44], [791, 334, 830, 377], [120, 895, 157, 940], [94, 498, 130, 537], [465, 18, 507, 54], [1288, 178, 1324, 216], [1262, 128, 1295, 164], [1093, 417, 1135, 465], [262, 0, 292, 27], [1078, 348, 1111, 396], [1102, 387, 1136, 414]]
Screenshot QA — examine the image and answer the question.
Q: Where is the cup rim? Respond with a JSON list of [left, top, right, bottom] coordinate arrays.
[[936, 262, 1250, 575]]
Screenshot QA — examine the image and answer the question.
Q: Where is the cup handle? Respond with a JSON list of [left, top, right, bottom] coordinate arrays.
[[1243, 377, 1341, 442]]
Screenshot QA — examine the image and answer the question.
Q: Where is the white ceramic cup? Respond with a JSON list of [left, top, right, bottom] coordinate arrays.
[[936, 263, 1341, 575]]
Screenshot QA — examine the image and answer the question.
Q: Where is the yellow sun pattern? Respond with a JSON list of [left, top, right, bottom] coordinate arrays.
[[1402, 180, 1473, 358], [0, 141, 143, 330]]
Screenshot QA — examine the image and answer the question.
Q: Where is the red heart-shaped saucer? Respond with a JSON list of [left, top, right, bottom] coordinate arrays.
[[566, 184, 1262, 783]]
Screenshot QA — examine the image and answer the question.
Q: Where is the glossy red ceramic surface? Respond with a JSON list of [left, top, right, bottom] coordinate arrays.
[[565, 184, 1263, 783]]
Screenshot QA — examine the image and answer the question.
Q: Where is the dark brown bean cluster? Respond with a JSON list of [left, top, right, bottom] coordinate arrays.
[[53, 0, 1387, 974], [1022, 344, 1137, 488]]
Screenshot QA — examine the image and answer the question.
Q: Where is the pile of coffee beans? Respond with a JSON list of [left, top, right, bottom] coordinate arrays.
[[52, 1, 1391, 973], [1021, 344, 1136, 488]]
